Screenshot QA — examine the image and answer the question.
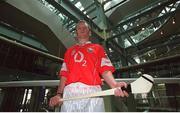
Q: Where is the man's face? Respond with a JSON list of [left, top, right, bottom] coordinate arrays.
[[76, 22, 91, 39]]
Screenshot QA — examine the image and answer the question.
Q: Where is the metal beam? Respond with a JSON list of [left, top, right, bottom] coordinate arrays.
[[46, 0, 104, 41], [107, 0, 178, 31], [90, 0, 115, 27], [127, 33, 180, 56], [117, 54, 180, 72], [81, 2, 96, 13], [117, 28, 139, 49], [62, 0, 101, 31], [0, 78, 179, 87], [45, 0, 78, 22], [107, 9, 180, 41], [107, 40, 137, 64], [0, 35, 63, 62], [104, 0, 128, 13]]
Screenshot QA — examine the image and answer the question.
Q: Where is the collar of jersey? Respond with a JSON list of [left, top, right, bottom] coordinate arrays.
[[77, 41, 91, 46]]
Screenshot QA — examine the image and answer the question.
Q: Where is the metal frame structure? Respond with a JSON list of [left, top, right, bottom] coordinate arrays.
[[105, 0, 179, 64], [44, 0, 104, 41]]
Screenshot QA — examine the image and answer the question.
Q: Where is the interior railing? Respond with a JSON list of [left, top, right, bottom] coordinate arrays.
[[0, 77, 179, 112]]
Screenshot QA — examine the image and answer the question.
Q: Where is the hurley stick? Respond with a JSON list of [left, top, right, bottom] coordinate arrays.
[[60, 74, 154, 101]]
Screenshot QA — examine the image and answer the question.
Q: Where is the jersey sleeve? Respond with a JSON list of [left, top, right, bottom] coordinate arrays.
[[98, 45, 115, 75], [59, 50, 69, 78]]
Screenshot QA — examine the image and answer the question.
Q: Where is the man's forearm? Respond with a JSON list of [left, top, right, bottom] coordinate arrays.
[[102, 71, 117, 88], [56, 76, 67, 95]]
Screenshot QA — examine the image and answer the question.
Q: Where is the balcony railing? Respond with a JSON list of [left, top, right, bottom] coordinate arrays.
[[0, 77, 179, 112]]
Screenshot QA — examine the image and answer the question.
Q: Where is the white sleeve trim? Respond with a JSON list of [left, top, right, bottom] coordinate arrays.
[[101, 57, 113, 67], [61, 62, 68, 71]]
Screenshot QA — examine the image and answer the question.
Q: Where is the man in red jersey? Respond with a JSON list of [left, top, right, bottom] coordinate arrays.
[[49, 20, 128, 112]]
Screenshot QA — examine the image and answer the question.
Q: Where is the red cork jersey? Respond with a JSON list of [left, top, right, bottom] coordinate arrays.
[[59, 42, 115, 86]]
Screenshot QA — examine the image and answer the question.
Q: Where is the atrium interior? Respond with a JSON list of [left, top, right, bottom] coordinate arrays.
[[0, 0, 179, 112]]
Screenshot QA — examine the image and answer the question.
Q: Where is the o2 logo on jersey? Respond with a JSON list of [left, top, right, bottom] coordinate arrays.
[[73, 51, 87, 66]]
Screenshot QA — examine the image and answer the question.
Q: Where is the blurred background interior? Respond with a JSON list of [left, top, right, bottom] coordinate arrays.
[[0, 0, 179, 112]]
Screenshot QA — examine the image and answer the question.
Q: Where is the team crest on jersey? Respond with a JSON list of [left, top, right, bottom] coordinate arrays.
[[87, 47, 94, 53]]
